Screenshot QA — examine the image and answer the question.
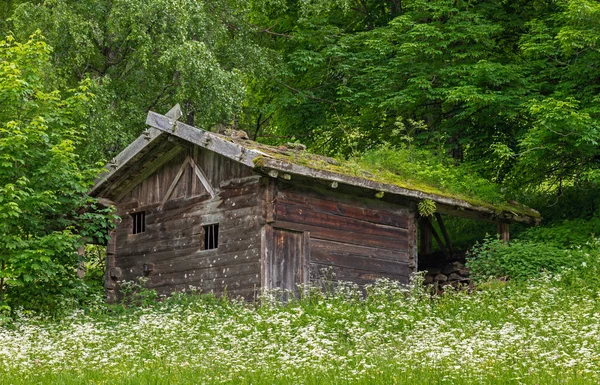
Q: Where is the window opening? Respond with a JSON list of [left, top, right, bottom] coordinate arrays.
[[203, 224, 219, 250], [131, 212, 146, 234]]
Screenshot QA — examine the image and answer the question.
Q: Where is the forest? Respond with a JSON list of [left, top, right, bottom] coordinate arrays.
[[1, 0, 600, 384]]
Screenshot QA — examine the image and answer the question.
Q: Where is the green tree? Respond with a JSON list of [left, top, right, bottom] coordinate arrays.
[[8, 0, 274, 162], [0, 32, 113, 312]]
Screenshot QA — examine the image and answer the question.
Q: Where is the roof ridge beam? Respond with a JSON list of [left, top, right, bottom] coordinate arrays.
[[145, 110, 267, 168]]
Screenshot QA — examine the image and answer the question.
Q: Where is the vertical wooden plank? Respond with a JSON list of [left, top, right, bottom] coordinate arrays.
[[422, 216, 450, 259], [260, 225, 272, 290], [191, 146, 199, 196], [498, 222, 510, 243], [104, 229, 117, 303], [434, 213, 455, 255], [408, 210, 418, 271], [419, 219, 432, 256], [302, 231, 310, 293], [268, 228, 307, 296], [264, 178, 276, 224]]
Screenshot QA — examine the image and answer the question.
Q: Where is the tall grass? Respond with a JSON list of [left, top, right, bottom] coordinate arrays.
[[2, 254, 600, 385]]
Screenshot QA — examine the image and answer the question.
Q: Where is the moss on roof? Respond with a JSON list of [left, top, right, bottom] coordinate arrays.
[[243, 140, 539, 219]]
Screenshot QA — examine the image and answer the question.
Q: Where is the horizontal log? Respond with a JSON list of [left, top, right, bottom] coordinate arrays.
[[311, 247, 413, 276], [311, 238, 411, 263], [272, 220, 409, 251], [276, 202, 409, 240], [151, 284, 259, 301], [277, 188, 410, 228], [118, 243, 260, 269], [309, 263, 409, 285], [148, 260, 260, 284], [148, 271, 261, 292]]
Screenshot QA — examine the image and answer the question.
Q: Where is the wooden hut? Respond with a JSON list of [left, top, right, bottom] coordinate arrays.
[[90, 105, 540, 301]]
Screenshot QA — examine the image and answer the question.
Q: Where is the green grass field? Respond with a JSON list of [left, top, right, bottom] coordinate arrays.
[[2, 266, 600, 385]]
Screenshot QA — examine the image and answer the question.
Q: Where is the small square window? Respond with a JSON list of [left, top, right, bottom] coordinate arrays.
[[131, 212, 146, 234], [203, 224, 219, 250]]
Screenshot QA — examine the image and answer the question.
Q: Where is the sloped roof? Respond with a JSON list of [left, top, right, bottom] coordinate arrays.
[[91, 106, 540, 224]]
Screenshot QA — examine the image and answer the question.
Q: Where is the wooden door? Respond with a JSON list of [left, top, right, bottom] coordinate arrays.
[[268, 228, 309, 296]]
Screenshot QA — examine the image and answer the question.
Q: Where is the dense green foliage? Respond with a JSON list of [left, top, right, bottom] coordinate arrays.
[[2, 0, 599, 200], [0, 0, 599, 319], [5, 0, 274, 161], [0, 33, 113, 313]]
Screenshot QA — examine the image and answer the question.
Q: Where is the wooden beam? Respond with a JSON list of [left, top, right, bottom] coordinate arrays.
[[165, 103, 183, 121], [91, 105, 183, 197], [188, 156, 216, 198], [97, 197, 116, 207], [90, 128, 164, 195], [419, 219, 432, 255], [422, 216, 450, 259], [498, 222, 510, 244], [113, 145, 183, 202], [160, 156, 189, 208], [434, 213, 455, 255], [146, 111, 262, 168]]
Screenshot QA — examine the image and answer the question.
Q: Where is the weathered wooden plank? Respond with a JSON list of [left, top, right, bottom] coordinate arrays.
[[188, 156, 215, 198], [114, 145, 184, 202], [148, 271, 261, 292], [147, 260, 260, 285], [311, 241, 413, 276], [310, 239, 409, 262], [275, 202, 409, 240], [117, 223, 261, 257], [272, 220, 409, 250], [407, 209, 417, 269], [275, 202, 407, 239], [309, 263, 409, 285], [419, 219, 432, 255], [118, 243, 260, 269], [160, 156, 189, 208], [146, 111, 262, 168], [277, 188, 410, 228], [267, 228, 307, 293]]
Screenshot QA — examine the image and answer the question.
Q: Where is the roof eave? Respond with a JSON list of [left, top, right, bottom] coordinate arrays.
[[255, 157, 540, 225]]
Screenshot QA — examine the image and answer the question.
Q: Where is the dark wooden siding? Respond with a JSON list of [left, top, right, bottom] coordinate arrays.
[[112, 145, 262, 299], [123, 147, 253, 206], [272, 184, 416, 286]]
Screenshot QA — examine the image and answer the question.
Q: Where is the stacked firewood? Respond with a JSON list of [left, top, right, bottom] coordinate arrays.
[[423, 260, 471, 289]]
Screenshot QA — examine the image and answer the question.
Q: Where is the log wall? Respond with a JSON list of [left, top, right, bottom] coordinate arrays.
[[111, 145, 262, 299], [271, 184, 417, 287]]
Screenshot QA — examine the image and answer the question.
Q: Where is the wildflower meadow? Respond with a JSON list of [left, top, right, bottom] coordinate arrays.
[[2, 260, 600, 385]]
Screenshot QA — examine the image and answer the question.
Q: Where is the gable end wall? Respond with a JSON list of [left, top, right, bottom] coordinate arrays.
[[108, 145, 264, 300]]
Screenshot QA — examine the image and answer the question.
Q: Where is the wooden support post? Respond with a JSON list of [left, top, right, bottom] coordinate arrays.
[[422, 216, 450, 259], [498, 222, 510, 243], [77, 246, 86, 279], [105, 229, 118, 304], [419, 219, 432, 256], [434, 213, 455, 255]]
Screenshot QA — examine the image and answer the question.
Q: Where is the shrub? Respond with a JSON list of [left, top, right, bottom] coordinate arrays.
[[0, 32, 114, 314], [466, 236, 572, 281]]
